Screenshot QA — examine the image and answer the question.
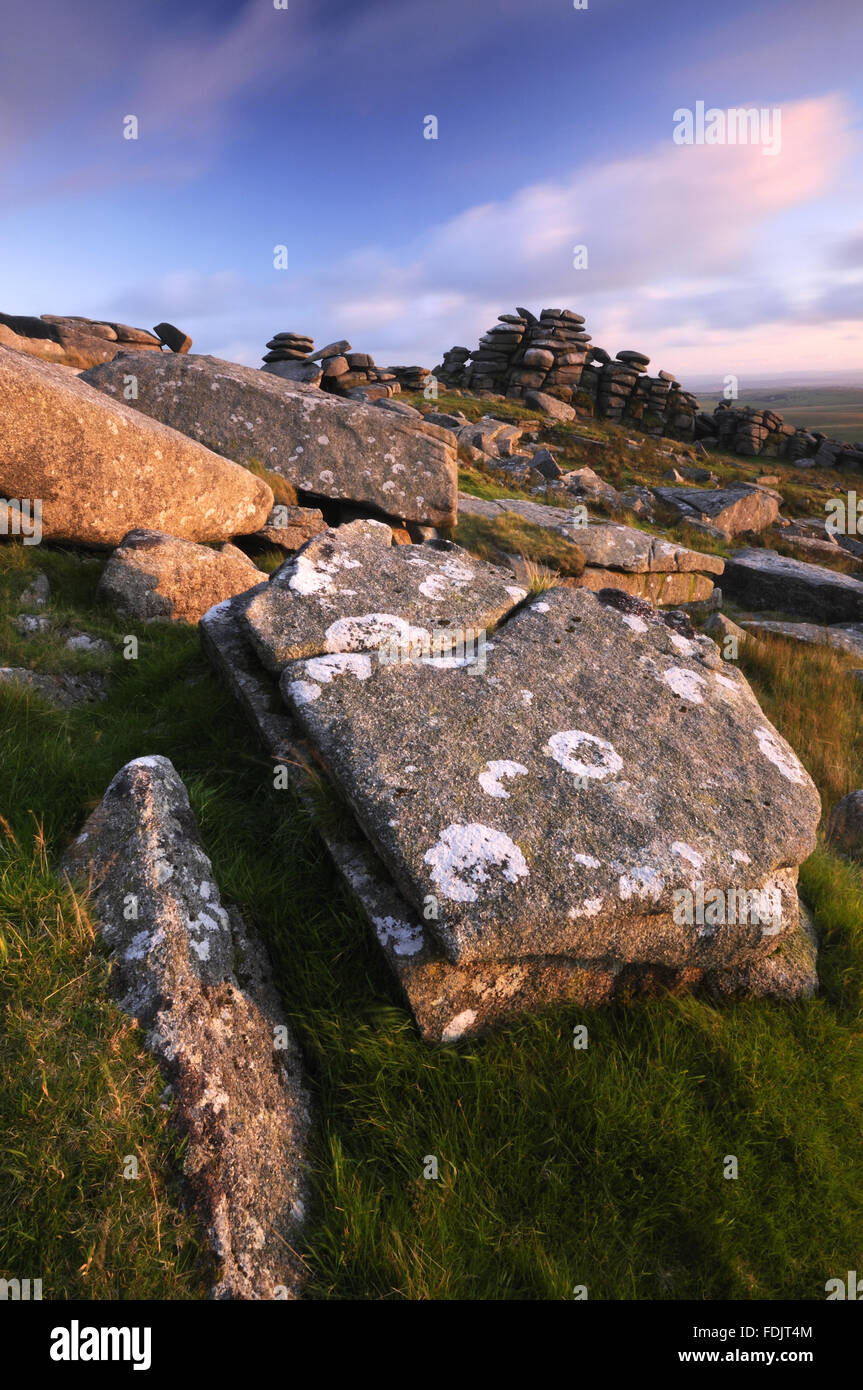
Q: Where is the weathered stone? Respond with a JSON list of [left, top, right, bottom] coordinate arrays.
[[97, 530, 263, 624], [0, 348, 273, 546], [243, 519, 527, 671], [82, 354, 457, 527], [280, 585, 819, 968], [153, 321, 192, 354], [827, 791, 863, 859], [61, 756, 310, 1300], [722, 548, 863, 622]]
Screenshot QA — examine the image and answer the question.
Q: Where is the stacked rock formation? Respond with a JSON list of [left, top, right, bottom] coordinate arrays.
[[262, 331, 314, 366], [434, 307, 700, 443], [700, 402, 863, 469], [260, 331, 416, 400], [0, 312, 191, 370]]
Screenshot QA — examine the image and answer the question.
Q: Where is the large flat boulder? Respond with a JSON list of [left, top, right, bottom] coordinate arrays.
[[82, 353, 458, 527], [61, 756, 310, 1300], [242, 518, 527, 671], [201, 590, 820, 1040], [722, 548, 863, 622], [280, 586, 820, 969], [97, 530, 263, 624], [0, 348, 272, 546]]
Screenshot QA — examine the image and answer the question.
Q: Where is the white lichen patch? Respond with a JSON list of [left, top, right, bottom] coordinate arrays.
[[305, 652, 373, 683], [545, 730, 623, 781], [754, 726, 806, 784], [731, 849, 752, 865], [419, 573, 453, 600], [478, 760, 529, 799], [288, 549, 362, 596], [622, 614, 648, 634], [286, 679, 322, 705], [373, 915, 424, 957], [671, 841, 704, 870], [424, 823, 530, 903], [531, 602, 550, 613], [324, 613, 429, 653], [568, 896, 604, 919], [617, 866, 665, 902], [441, 1009, 477, 1042], [669, 632, 698, 655], [573, 853, 602, 868], [506, 586, 528, 601], [662, 666, 706, 703]]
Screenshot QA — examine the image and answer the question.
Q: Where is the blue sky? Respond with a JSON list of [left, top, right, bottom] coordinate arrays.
[[2, 0, 862, 386]]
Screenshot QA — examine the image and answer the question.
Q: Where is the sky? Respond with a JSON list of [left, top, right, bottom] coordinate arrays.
[[2, 0, 862, 390]]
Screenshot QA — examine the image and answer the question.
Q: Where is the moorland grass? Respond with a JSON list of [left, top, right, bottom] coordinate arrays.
[[1, 538, 862, 1301]]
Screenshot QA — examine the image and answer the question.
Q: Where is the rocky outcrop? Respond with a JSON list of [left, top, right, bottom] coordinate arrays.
[[82, 353, 458, 528], [721, 548, 863, 622], [97, 531, 263, 624], [61, 756, 310, 1300], [457, 493, 724, 605], [0, 348, 272, 546], [0, 312, 190, 370]]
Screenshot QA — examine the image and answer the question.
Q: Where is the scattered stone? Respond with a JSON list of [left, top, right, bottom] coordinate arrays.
[[82, 354, 458, 528], [15, 614, 51, 634], [97, 530, 263, 625], [2, 349, 273, 546], [61, 755, 310, 1300]]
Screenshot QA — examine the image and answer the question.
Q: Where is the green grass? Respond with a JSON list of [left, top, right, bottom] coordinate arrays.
[[1, 539, 862, 1300]]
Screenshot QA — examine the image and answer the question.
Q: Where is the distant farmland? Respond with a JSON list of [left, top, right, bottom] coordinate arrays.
[[695, 386, 863, 442]]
